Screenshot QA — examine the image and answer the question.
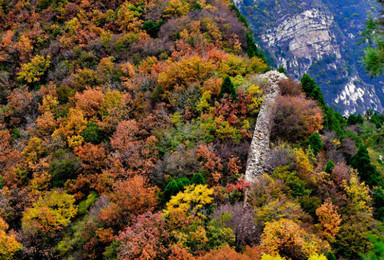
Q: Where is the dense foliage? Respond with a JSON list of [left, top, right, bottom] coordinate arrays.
[[0, 0, 383, 259]]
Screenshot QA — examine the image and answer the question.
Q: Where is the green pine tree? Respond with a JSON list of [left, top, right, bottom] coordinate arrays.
[[218, 76, 237, 100], [191, 173, 206, 185], [325, 160, 335, 174], [308, 132, 323, 156], [351, 145, 383, 188]]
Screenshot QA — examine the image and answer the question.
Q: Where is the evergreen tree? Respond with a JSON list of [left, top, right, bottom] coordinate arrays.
[[191, 173, 206, 185], [218, 76, 237, 100], [325, 160, 335, 174], [301, 74, 317, 96], [163, 177, 191, 202], [373, 188, 384, 220], [347, 114, 357, 125], [351, 145, 383, 188], [356, 114, 364, 124], [324, 107, 345, 137], [277, 66, 287, 75], [300, 74, 325, 106], [308, 132, 323, 156], [370, 113, 384, 128], [326, 252, 337, 260], [309, 86, 326, 107]]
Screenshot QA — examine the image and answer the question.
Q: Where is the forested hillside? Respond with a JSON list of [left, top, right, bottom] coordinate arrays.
[[0, 0, 383, 259]]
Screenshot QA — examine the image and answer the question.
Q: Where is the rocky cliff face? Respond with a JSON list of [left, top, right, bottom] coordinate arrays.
[[235, 0, 384, 115]]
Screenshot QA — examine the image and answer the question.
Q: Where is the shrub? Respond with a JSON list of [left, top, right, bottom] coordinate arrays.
[[49, 150, 81, 187], [325, 160, 335, 174], [81, 122, 105, 144], [278, 79, 302, 97], [272, 95, 323, 143], [78, 191, 99, 215], [212, 203, 260, 247]]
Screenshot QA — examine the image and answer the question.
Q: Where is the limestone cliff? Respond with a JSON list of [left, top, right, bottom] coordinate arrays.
[[236, 0, 384, 115]]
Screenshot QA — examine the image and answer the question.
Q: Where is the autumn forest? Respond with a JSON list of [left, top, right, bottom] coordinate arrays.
[[0, 0, 383, 259]]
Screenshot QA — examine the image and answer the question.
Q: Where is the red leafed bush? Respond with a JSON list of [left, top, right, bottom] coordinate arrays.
[[116, 212, 169, 260], [272, 95, 323, 142]]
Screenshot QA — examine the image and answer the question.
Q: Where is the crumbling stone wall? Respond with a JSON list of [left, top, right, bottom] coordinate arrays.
[[245, 71, 287, 183]]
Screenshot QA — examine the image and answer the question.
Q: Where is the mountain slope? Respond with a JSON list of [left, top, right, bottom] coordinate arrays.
[[235, 0, 384, 115]]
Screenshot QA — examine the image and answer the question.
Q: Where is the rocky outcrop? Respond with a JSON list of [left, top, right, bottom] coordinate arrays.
[[245, 71, 287, 183], [235, 0, 384, 115], [261, 8, 341, 76]]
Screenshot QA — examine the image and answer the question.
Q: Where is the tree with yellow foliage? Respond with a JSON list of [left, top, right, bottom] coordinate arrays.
[[246, 84, 263, 115], [308, 254, 328, 260], [316, 200, 342, 242], [163, 0, 190, 18], [343, 171, 372, 213], [52, 108, 88, 148], [17, 55, 50, 84], [164, 184, 214, 218], [260, 218, 330, 260], [0, 217, 22, 259], [22, 190, 77, 236]]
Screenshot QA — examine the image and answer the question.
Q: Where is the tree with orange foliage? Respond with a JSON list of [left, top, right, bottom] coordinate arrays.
[[74, 143, 107, 173], [0, 216, 22, 259], [110, 120, 141, 151], [4, 87, 33, 126], [15, 34, 33, 63], [75, 87, 105, 117], [36, 112, 57, 135], [0, 130, 20, 178], [0, 30, 14, 62], [98, 175, 158, 228], [316, 199, 342, 242]]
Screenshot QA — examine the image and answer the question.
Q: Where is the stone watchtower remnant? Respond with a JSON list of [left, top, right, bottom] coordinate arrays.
[[245, 71, 287, 183]]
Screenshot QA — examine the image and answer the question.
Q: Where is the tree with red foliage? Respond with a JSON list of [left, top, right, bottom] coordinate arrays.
[[196, 144, 223, 184], [116, 212, 169, 260], [272, 95, 323, 142]]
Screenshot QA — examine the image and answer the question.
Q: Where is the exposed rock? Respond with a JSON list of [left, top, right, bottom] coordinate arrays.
[[262, 8, 341, 76], [245, 71, 287, 182], [236, 0, 384, 115]]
